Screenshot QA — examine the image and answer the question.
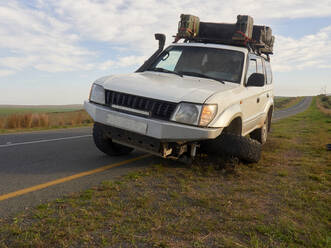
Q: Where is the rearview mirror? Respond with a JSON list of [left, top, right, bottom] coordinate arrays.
[[246, 73, 265, 87]]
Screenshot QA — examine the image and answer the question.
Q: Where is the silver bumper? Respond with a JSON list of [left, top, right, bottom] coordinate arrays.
[[84, 101, 223, 141]]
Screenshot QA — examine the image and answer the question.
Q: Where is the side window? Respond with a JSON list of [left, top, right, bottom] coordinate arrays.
[[256, 58, 263, 73], [265, 61, 273, 84], [246, 58, 257, 81]]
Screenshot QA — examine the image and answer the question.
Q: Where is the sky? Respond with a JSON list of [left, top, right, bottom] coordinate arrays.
[[0, 0, 331, 105]]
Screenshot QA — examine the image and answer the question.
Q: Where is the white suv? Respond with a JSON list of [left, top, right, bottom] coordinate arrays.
[[85, 36, 274, 163]]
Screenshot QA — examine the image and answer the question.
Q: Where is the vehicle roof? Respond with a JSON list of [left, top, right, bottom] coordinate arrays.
[[169, 42, 249, 54]]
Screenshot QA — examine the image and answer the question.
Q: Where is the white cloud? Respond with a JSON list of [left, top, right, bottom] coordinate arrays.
[[49, 0, 331, 44], [99, 56, 145, 70], [44, 0, 331, 71], [0, 0, 331, 76], [99, 60, 115, 71], [116, 56, 146, 67], [273, 26, 331, 72], [0, 69, 15, 77], [0, 56, 37, 70], [0, 2, 95, 74]]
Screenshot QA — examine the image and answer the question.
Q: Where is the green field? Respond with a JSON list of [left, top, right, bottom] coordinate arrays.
[[0, 97, 329, 247], [0, 105, 83, 116]]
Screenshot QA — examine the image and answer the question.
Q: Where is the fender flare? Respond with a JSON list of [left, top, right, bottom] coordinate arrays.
[[209, 104, 243, 128], [263, 97, 274, 115], [262, 98, 274, 124]]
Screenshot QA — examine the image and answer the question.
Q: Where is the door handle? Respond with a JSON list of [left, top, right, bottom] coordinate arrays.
[[257, 98, 260, 103], [267, 93, 269, 98]]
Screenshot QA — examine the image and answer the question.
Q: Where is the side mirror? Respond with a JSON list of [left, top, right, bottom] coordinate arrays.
[[246, 73, 265, 87]]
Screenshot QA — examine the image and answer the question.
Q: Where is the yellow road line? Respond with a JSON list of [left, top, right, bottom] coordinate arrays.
[[0, 154, 151, 202]]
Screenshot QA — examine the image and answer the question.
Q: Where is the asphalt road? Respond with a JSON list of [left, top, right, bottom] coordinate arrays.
[[272, 96, 313, 122], [0, 97, 312, 217]]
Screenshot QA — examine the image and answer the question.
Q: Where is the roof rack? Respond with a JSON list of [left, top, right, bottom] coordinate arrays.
[[174, 14, 274, 56]]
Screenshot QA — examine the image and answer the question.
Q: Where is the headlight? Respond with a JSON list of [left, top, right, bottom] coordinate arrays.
[[89, 84, 105, 105], [171, 103, 217, 126], [172, 103, 202, 125]]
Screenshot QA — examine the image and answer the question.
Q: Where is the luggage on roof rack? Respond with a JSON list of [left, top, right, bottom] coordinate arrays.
[[195, 15, 253, 44], [252, 25, 274, 54], [232, 15, 254, 41], [175, 14, 200, 42], [174, 14, 274, 55]]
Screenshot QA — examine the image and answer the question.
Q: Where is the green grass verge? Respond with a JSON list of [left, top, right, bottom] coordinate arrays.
[[0, 98, 330, 247]]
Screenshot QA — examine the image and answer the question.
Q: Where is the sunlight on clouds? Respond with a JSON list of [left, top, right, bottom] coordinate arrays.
[[0, 2, 93, 74], [0, 0, 330, 76], [273, 26, 331, 72], [0, 69, 15, 77], [99, 56, 145, 70]]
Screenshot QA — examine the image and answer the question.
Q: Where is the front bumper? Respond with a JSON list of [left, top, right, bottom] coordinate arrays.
[[84, 101, 222, 141]]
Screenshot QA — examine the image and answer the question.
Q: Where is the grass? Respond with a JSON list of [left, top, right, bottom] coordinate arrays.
[[0, 109, 93, 133], [0, 98, 330, 247], [316, 95, 331, 115], [274, 96, 304, 110], [0, 98, 299, 134]]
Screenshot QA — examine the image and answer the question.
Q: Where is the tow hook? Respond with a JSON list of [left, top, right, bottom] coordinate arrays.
[[190, 143, 199, 157]]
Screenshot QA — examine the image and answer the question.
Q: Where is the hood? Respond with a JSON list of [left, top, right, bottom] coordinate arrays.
[[97, 71, 239, 104]]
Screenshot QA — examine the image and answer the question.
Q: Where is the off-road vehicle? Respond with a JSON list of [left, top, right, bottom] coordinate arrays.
[[85, 14, 274, 163]]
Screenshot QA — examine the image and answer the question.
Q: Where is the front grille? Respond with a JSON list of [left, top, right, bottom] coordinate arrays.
[[105, 90, 177, 120]]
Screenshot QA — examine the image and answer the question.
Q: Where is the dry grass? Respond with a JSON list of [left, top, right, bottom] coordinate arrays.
[[0, 119, 4, 129], [0, 110, 92, 131], [316, 95, 331, 115]]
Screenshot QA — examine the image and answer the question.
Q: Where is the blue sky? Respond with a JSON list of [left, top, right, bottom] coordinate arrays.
[[0, 0, 330, 105]]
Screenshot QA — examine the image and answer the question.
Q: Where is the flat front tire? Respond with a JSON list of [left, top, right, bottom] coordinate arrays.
[[93, 123, 134, 156], [201, 133, 262, 163]]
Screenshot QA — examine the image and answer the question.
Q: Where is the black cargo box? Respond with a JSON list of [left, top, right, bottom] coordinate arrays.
[[198, 22, 237, 42]]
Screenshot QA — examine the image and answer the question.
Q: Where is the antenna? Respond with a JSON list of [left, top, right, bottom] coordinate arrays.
[[320, 85, 327, 95]]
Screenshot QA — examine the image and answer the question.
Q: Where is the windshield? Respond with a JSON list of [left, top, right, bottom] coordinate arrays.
[[147, 45, 245, 84]]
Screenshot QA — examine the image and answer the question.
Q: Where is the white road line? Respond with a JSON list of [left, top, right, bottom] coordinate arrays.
[[0, 135, 92, 148], [0, 127, 92, 137]]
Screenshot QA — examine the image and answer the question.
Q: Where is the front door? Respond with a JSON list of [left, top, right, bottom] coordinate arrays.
[[241, 54, 266, 134]]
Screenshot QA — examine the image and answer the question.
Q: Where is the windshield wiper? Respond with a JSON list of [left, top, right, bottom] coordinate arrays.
[[146, 67, 183, 77], [178, 71, 225, 84]]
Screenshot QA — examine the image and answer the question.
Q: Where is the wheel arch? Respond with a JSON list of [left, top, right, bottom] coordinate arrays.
[[223, 116, 242, 135], [209, 104, 243, 130], [267, 105, 273, 131]]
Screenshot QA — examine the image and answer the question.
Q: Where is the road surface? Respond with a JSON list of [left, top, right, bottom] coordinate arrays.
[[0, 97, 312, 217], [272, 96, 313, 122]]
